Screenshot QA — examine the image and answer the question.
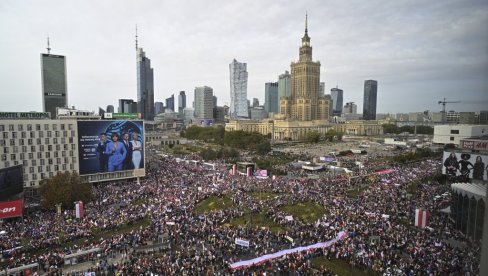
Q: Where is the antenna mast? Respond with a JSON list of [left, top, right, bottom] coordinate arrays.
[[47, 36, 51, 54]]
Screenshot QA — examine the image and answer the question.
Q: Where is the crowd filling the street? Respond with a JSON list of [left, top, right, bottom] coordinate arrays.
[[0, 149, 481, 275]]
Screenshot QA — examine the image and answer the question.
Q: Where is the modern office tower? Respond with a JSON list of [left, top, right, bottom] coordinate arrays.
[[165, 94, 175, 112], [213, 106, 226, 123], [319, 82, 325, 97], [363, 80, 378, 120], [154, 102, 164, 115], [264, 82, 279, 113], [178, 91, 186, 113], [119, 99, 137, 113], [343, 102, 357, 114], [136, 33, 155, 120], [213, 96, 218, 108], [98, 107, 105, 117], [106, 105, 115, 113], [194, 86, 214, 120], [41, 39, 68, 119], [252, 98, 260, 108], [280, 14, 329, 121], [250, 106, 267, 120], [182, 107, 195, 124], [278, 71, 291, 100], [229, 59, 249, 118], [331, 87, 344, 115]]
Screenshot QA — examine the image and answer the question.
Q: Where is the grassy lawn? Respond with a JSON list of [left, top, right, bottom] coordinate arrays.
[[248, 191, 280, 201], [311, 257, 378, 276], [228, 212, 286, 234], [280, 201, 325, 224], [194, 195, 234, 215]]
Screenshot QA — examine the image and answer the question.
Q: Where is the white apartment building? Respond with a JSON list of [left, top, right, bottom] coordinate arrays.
[[0, 116, 79, 193], [433, 125, 487, 145], [229, 59, 248, 119]]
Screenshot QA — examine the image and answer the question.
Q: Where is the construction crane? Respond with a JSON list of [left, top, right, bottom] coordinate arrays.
[[438, 98, 460, 123], [438, 98, 460, 113]]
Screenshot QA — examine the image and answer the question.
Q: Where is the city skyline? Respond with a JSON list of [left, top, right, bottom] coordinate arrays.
[[0, 0, 487, 114]]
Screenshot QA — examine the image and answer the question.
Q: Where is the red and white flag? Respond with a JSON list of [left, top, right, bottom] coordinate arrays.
[[247, 167, 252, 177], [75, 201, 84, 219], [415, 208, 428, 228]]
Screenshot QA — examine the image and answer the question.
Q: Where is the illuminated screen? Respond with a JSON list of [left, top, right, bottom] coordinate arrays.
[[77, 120, 144, 176]]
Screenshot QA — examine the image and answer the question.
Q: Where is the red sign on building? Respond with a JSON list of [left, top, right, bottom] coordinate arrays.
[[461, 139, 488, 151], [0, 199, 23, 219]]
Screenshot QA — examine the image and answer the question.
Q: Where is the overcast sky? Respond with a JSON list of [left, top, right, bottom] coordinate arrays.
[[0, 0, 487, 114]]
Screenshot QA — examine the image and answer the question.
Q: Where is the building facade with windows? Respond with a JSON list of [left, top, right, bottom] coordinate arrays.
[[229, 59, 249, 119], [0, 116, 79, 195], [41, 53, 68, 119], [279, 15, 329, 121], [433, 125, 487, 145]]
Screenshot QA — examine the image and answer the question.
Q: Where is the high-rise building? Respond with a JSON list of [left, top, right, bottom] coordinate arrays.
[[279, 15, 329, 121], [229, 59, 248, 118], [118, 99, 137, 113], [264, 82, 279, 113], [154, 102, 164, 115], [319, 82, 325, 97], [278, 71, 291, 101], [178, 91, 186, 113], [331, 87, 343, 115], [252, 98, 259, 108], [363, 80, 378, 120], [136, 36, 155, 120], [194, 86, 214, 120], [479, 111, 488, 124], [166, 94, 175, 112], [106, 105, 115, 113], [344, 102, 357, 114], [41, 40, 67, 119], [213, 96, 218, 108]]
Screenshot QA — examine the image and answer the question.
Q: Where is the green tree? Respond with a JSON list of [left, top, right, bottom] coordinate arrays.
[[382, 124, 400, 134], [306, 131, 321, 143], [39, 171, 93, 210]]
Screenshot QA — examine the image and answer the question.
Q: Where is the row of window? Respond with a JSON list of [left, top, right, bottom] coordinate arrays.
[[1, 153, 75, 162], [0, 123, 74, 132], [3, 144, 75, 154], [2, 130, 75, 139], [1, 137, 74, 146]]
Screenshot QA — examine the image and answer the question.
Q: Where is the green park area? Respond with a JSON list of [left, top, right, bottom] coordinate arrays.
[[193, 195, 380, 275]]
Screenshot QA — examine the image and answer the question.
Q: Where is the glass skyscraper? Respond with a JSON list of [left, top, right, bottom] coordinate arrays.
[[41, 53, 67, 119], [363, 80, 378, 120], [331, 87, 343, 115], [264, 82, 278, 113], [136, 48, 154, 120], [178, 91, 186, 113], [229, 59, 248, 119]]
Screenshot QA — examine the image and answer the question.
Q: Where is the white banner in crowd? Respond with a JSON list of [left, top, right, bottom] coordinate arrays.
[[230, 231, 347, 270], [235, 238, 250, 247], [75, 201, 84, 219]]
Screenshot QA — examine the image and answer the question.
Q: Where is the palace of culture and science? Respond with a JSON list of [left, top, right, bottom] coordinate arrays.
[[280, 15, 329, 121], [226, 15, 383, 140]]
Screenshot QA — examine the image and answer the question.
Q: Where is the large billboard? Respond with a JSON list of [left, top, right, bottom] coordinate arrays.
[[0, 165, 23, 201], [77, 120, 144, 176], [0, 199, 23, 219], [442, 151, 488, 181]]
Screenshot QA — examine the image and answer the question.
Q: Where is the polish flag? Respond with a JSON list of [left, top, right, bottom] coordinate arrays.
[[247, 167, 252, 177], [75, 201, 84, 219], [232, 164, 237, 175], [415, 208, 428, 228]]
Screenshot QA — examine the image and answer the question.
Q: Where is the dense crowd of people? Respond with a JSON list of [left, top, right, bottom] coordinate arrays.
[[0, 149, 481, 275]]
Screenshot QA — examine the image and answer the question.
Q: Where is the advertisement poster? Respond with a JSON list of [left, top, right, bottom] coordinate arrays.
[[442, 151, 488, 181], [77, 120, 144, 175]]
